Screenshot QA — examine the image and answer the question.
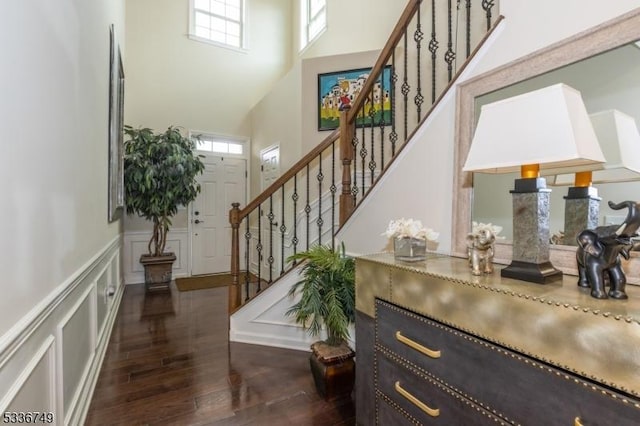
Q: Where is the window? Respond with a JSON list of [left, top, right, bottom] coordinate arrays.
[[300, 0, 326, 50], [189, 0, 245, 49], [192, 132, 245, 155]]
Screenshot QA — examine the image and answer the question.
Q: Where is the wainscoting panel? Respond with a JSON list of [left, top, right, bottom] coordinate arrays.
[[57, 285, 95, 422], [230, 268, 312, 351], [95, 267, 109, 349], [0, 337, 55, 418], [0, 236, 123, 426], [123, 229, 188, 284]]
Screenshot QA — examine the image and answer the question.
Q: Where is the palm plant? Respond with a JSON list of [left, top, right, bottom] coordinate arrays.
[[286, 243, 355, 347]]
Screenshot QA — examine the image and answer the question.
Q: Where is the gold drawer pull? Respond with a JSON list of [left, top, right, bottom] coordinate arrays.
[[396, 331, 441, 359], [574, 417, 583, 426], [395, 381, 440, 417]]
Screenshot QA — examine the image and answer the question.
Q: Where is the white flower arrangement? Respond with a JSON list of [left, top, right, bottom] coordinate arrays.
[[382, 218, 439, 241], [470, 221, 504, 239]]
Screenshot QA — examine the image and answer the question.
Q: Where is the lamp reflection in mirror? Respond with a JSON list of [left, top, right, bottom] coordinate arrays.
[[463, 83, 605, 284], [543, 110, 640, 245]]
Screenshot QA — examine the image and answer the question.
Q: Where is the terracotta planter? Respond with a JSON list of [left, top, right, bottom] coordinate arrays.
[[309, 341, 355, 401], [140, 253, 176, 291]]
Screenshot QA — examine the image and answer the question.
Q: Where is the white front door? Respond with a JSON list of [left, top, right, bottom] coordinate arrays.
[[191, 154, 246, 275]]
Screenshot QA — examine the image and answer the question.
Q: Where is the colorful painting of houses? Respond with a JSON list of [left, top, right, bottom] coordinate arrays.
[[317, 66, 392, 131]]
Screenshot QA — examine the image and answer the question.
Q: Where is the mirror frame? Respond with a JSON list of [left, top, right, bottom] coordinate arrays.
[[452, 8, 640, 282]]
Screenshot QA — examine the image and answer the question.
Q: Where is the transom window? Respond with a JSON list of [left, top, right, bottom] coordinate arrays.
[[300, 0, 326, 50], [192, 132, 245, 155], [189, 0, 245, 49]]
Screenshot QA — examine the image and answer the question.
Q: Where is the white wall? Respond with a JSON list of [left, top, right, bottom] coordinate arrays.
[[294, 0, 405, 59], [124, 0, 291, 137], [0, 0, 125, 422], [249, 62, 302, 199], [337, 0, 640, 256], [0, 0, 124, 347]]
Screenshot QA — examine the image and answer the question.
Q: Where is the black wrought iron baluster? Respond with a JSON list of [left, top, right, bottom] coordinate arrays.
[[368, 91, 376, 186], [292, 174, 299, 264], [280, 184, 286, 275], [317, 152, 324, 246], [402, 28, 410, 142], [305, 164, 310, 251], [414, 7, 424, 122], [360, 108, 366, 196], [267, 195, 274, 285], [256, 205, 262, 292], [429, 0, 439, 104], [445, 0, 456, 81], [482, 0, 495, 31], [330, 141, 337, 251], [244, 217, 250, 301], [390, 53, 398, 156], [351, 134, 359, 205]]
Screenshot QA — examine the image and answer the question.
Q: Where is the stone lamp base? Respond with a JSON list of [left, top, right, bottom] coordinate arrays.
[[501, 178, 562, 284]]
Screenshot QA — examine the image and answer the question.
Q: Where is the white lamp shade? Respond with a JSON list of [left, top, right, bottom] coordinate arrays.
[[463, 83, 605, 174], [546, 109, 640, 185]]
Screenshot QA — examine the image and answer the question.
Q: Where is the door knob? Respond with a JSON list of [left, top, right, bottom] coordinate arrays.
[[194, 219, 204, 224]]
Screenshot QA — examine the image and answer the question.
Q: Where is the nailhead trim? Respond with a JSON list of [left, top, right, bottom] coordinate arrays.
[[376, 299, 640, 408]]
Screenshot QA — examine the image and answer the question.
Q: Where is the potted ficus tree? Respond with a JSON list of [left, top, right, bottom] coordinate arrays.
[[124, 125, 204, 290], [286, 243, 356, 400]]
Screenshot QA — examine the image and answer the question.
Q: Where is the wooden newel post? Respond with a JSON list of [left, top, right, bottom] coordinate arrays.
[[339, 106, 355, 225], [229, 202, 241, 314]]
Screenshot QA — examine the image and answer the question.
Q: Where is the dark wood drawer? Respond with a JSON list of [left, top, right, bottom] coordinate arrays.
[[377, 394, 416, 425], [375, 298, 640, 425], [376, 350, 508, 425]]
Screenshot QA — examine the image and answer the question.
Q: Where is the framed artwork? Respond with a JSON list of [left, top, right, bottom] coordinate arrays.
[[108, 24, 125, 222], [317, 65, 392, 131]]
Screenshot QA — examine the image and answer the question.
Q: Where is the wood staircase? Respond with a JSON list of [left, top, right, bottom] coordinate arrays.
[[228, 0, 501, 314]]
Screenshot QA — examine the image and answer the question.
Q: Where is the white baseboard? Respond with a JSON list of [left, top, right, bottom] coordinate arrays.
[[229, 330, 313, 352]]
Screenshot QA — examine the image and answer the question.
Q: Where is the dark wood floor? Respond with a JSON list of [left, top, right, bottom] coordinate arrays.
[[85, 283, 355, 425]]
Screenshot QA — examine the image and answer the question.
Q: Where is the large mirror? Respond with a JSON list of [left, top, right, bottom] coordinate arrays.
[[473, 41, 640, 241], [453, 8, 640, 281]]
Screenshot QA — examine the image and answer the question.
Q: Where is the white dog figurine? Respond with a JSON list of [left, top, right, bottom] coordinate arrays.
[[466, 227, 496, 275]]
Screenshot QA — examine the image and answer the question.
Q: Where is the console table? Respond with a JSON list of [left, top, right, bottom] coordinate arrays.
[[355, 253, 640, 425]]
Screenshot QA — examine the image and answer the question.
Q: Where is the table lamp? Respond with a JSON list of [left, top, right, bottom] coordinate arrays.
[[543, 109, 640, 245], [463, 83, 605, 284]]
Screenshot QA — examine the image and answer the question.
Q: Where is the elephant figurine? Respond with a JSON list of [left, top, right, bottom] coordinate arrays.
[[466, 228, 496, 275], [575, 200, 640, 299]]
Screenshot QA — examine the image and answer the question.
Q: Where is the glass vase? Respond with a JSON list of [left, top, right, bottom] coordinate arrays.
[[393, 237, 427, 262]]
